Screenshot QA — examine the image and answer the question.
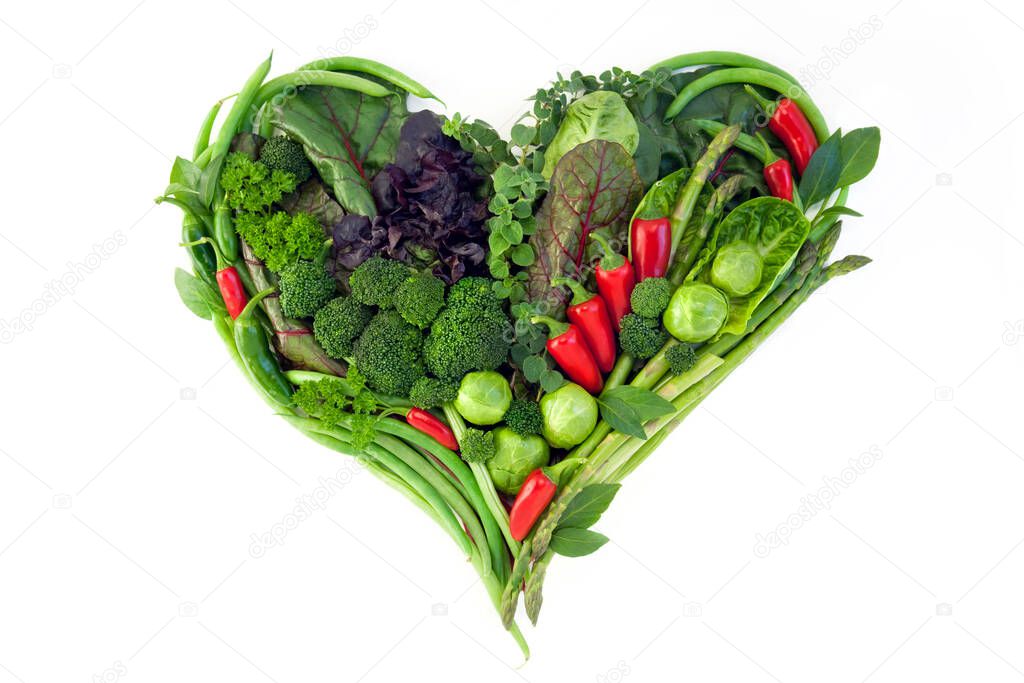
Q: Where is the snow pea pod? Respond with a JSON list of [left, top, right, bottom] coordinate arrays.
[[233, 289, 293, 407], [296, 56, 441, 102]]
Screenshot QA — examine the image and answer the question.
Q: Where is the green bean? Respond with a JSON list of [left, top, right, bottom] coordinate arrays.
[[297, 56, 441, 102], [649, 50, 799, 84], [202, 54, 273, 170], [252, 70, 390, 109], [376, 417, 510, 581], [192, 97, 230, 161], [664, 68, 829, 143]]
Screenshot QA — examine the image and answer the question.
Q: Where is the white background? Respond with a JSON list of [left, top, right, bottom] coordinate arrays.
[[1, 1, 1022, 681]]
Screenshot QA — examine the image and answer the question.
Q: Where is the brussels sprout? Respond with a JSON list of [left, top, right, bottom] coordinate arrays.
[[454, 371, 512, 425], [540, 383, 598, 449], [542, 91, 640, 179], [486, 427, 550, 494], [711, 242, 764, 297], [663, 283, 730, 343]]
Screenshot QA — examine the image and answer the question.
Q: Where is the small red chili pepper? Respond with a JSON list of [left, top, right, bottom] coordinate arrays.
[[509, 468, 557, 541], [756, 132, 794, 202], [550, 277, 616, 374], [181, 237, 248, 319], [745, 86, 819, 174], [405, 407, 459, 452], [763, 159, 794, 202], [531, 316, 603, 395], [589, 232, 635, 332], [630, 217, 672, 282]]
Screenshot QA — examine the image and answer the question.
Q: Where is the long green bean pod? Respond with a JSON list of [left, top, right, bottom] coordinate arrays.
[[664, 68, 828, 142], [297, 56, 441, 102], [202, 54, 273, 170], [649, 50, 799, 84]]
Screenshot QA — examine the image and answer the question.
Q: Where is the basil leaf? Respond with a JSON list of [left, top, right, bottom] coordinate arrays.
[[169, 156, 201, 189], [550, 527, 609, 557], [602, 386, 674, 422], [598, 396, 647, 440], [174, 268, 221, 320], [816, 206, 863, 221], [836, 127, 880, 188], [559, 484, 621, 529], [799, 129, 842, 208]]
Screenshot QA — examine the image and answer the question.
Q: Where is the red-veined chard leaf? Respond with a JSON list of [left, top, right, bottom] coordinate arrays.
[[266, 85, 408, 217], [526, 139, 642, 314]]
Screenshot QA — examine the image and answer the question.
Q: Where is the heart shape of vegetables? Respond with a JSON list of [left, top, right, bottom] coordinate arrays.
[[159, 53, 879, 658]]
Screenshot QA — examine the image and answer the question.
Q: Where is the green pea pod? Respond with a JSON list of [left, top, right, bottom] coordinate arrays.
[[233, 288, 294, 407], [296, 56, 442, 102], [181, 213, 217, 287]]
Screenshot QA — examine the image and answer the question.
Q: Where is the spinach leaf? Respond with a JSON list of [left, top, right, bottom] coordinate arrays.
[[696, 197, 810, 337], [798, 129, 842, 208], [267, 86, 407, 217], [550, 527, 609, 557], [836, 127, 881, 188], [602, 385, 674, 421], [526, 139, 642, 315], [559, 484, 620, 529]]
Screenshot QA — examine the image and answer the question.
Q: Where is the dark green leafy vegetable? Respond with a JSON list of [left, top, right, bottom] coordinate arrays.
[[267, 85, 408, 216], [798, 129, 842, 207], [836, 127, 881, 188], [550, 527, 609, 557]]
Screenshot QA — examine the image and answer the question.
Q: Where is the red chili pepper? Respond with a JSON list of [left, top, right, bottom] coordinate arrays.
[[550, 277, 616, 374], [589, 232, 635, 332], [630, 217, 672, 282], [405, 408, 459, 451], [755, 132, 794, 202], [746, 86, 819, 174], [181, 236, 248, 319], [509, 468, 557, 541], [531, 316, 603, 394], [763, 159, 794, 202]]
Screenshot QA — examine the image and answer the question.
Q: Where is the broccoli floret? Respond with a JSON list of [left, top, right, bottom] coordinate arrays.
[[313, 296, 374, 359], [349, 257, 410, 308], [220, 153, 297, 213], [353, 310, 425, 396], [235, 211, 325, 272], [395, 273, 446, 328], [630, 277, 673, 318], [259, 137, 313, 183], [504, 399, 543, 436], [619, 313, 667, 359], [408, 376, 459, 409], [666, 344, 697, 375], [446, 276, 501, 310], [279, 260, 336, 318], [424, 304, 512, 381], [460, 428, 495, 464]]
